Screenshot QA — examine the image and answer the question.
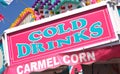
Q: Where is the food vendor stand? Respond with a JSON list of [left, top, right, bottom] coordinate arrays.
[[2, 1, 120, 74]]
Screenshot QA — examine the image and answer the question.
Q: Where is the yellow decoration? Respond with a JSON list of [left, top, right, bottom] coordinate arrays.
[[97, 0, 101, 3], [10, 8, 35, 28], [85, 0, 91, 5], [49, 10, 54, 16]]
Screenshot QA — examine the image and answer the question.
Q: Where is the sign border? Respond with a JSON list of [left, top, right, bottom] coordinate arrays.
[[2, 1, 119, 66]]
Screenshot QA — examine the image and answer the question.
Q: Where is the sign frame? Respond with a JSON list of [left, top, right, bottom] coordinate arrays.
[[2, 1, 120, 66], [113, 2, 120, 34]]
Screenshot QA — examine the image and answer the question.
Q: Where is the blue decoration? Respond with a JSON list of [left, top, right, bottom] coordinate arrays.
[[0, 43, 5, 74]]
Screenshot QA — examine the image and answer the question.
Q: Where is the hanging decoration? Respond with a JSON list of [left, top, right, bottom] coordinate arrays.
[[32, 0, 86, 20], [31, 0, 107, 21]]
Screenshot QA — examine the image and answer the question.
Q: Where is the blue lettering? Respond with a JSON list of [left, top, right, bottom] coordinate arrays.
[[56, 36, 71, 48], [28, 31, 42, 42], [31, 43, 45, 54], [90, 21, 103, 38], [43, 27, 57, 38], [71, 18, 87, 31], [57, 24, 70, 34], [47, 41, 55, 50], [73, 28, 90, 43], [17, 43, 31, 58]]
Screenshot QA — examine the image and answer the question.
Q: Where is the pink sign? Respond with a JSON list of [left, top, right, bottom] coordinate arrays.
[[4, 5, 118, 66], [3, 44, 120, 74]]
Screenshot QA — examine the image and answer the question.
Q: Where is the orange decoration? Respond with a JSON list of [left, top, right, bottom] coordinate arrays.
[[10, 8, 35, 28]]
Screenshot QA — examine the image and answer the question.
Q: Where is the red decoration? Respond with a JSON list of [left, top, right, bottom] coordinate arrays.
[[68, 4, 73, 9], [0, 14, 4, 21], [61, 5, 65, 10]]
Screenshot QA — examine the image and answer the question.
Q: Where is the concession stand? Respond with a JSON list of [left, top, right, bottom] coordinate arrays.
[[2, 1, 120, 74]]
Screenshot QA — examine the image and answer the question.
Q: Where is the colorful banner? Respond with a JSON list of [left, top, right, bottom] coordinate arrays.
[[3, 44, 120, 74], [3, 4, 118, 66]]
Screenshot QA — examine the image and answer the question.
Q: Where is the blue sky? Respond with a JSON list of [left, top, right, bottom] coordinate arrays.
[[0, 0, 35, 35]]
